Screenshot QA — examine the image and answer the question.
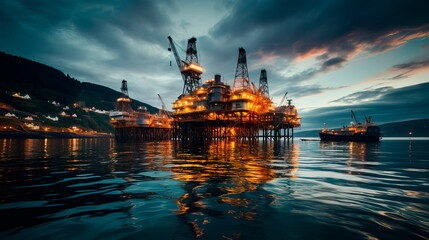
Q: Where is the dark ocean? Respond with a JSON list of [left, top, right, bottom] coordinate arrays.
[[0, 138, 428, 239]]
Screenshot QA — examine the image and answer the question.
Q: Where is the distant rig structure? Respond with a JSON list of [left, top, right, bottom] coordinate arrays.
[[109, 36, 301, 141], [109, 80, 172, 140]]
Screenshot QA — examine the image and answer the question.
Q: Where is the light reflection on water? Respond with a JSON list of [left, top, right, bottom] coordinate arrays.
[[0, 138, 428, 239]]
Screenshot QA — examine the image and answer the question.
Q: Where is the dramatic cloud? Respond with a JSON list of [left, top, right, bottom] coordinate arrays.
[[272, 84, 331, 99], [381, 56, 429, 80], [331, 87, 393, 104], [393, 58, 429, 70], [323, 57, 346, 68], [278, 56, 347, 83], [209, 0, 429, 87], [0, 0, 179, 106], [211, 0, 429, 61], [302, 82, 429, 129]]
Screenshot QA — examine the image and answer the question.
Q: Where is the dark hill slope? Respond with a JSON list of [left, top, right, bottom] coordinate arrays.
[[0, 51, 158, 113], [379, 119, 429, 137]]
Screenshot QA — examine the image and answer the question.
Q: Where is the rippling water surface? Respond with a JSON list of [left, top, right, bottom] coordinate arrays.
[[0, 138, 428, 239]]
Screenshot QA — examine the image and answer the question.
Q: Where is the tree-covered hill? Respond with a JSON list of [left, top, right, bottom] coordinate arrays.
[[0, 51, 158, 113]]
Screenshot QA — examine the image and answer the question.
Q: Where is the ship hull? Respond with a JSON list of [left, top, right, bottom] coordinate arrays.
[[319, 132, 380, 142]]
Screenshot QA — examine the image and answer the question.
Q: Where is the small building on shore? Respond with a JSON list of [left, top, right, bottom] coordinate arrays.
[[12, 92, 31, 100]]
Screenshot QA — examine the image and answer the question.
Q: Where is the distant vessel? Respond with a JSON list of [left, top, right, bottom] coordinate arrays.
[[319, 111, 381, 142]]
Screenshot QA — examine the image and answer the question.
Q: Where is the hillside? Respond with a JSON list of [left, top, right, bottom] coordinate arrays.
[[0, 51, 160, 134], [379, 119, 429, 137], [295, 119, 429, 137], [0, 51, 158, 113]]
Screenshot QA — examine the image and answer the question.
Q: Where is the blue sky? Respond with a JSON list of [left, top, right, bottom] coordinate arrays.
[[1, 0, 428, 129]]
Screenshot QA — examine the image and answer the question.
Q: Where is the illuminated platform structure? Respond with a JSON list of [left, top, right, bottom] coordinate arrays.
[[168, 36, 301, 141], [109, 80, 172, 140]]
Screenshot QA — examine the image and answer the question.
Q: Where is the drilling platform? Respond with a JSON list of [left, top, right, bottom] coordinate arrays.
[[168, 36, 301, 141], [109, 80, 172, 140]]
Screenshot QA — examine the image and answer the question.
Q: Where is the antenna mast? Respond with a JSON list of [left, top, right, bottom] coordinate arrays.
[[120, 80, 129, 96], [351, 110, 359, 125], [258, 69, 269, 97]]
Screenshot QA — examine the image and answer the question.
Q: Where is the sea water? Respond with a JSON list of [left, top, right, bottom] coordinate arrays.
[[0, 138, 428, 239]]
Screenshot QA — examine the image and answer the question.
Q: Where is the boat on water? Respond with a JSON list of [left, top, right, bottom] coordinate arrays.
[[319, 111, 381, 142]]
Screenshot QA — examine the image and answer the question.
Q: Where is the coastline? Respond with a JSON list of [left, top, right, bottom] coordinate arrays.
[[0, 131, 113, 139]]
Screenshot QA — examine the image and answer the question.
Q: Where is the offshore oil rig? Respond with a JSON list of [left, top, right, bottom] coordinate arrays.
[[167, 36, 301, 141], [109, 80, 172, 140], [109, 37, 301, 141]]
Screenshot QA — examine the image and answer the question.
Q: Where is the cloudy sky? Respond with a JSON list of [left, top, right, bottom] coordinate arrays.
[[1, 0, 428, 129]]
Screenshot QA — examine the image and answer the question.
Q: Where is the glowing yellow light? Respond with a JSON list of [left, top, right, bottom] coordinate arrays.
[[229, 128, 236, 136], [188, 64, 204, 72], [181, 64, 204, 73], [117, 97, 131, 102]]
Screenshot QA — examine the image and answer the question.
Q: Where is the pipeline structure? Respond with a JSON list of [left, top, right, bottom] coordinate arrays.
[[168, 36, 301, 142]]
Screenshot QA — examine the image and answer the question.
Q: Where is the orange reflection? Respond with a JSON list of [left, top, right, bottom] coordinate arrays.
[[320, 141, 380, 174], [170, 139, 300, 238]]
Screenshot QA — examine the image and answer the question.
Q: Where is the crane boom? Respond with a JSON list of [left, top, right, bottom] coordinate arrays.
[[167, 36, 185, 83], [158, 94, 171, 118], [351, 110, 359, 124], [279, 92, 288, 106], [168, 36, 203, 95]]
